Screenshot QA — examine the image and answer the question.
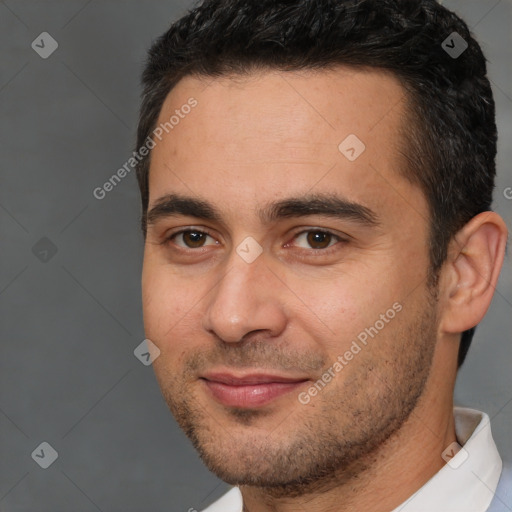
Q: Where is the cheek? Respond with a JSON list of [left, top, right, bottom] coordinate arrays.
[[142, 263, 188, 339], [287, 269, 403, 341], [142, 275, 190, 378]]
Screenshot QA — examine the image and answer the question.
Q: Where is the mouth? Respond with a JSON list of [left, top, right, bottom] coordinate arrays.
[[199, 371, 310, 408]]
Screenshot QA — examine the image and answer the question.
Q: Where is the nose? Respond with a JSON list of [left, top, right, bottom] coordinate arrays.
[[201, 248, 288, 343]]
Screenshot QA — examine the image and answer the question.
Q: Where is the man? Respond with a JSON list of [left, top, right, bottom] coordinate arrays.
[[135, 0, 511, 510]]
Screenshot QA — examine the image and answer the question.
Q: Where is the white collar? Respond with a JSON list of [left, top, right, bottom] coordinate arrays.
[[391, 406, 502, 512], [203, 407, 502, 512]]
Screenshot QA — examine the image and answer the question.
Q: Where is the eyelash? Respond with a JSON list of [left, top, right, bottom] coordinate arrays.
[[161, 227, 347, 254]]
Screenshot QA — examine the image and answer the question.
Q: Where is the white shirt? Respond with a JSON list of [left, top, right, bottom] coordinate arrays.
[[201, 407, 503, 512]]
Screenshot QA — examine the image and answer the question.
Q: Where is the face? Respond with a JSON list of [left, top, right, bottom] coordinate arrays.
[[141, 67, 440, 492]]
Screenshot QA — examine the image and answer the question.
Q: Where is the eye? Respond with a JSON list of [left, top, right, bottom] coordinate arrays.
[[292, 230, 342, 250], [166, 229, 218, 249]]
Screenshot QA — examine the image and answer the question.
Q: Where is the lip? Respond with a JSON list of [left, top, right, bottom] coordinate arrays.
[[200, 371, 309, 408]]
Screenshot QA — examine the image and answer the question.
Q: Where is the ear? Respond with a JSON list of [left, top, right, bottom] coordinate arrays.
[[439, 211, 508, 334]]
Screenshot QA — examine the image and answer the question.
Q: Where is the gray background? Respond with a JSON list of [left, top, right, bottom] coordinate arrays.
[[0, 1, 511, 511]]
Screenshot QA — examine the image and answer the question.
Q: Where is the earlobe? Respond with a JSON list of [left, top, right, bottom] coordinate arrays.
[[440, 211, 508, 334]]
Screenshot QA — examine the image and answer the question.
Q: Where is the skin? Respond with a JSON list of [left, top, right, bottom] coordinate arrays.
[[141, 67, 508, 512]]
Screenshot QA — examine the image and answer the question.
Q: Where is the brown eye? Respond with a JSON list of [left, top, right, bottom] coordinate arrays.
[[182, 231, 207, 248], [169, 230, 216, 249], [306, 231, 332, 249]]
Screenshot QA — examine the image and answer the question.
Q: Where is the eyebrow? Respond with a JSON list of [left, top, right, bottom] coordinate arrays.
[[146, 193, 379, 229]]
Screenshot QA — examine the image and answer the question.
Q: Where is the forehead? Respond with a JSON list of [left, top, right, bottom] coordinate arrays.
[[147, 66, 425, 227]]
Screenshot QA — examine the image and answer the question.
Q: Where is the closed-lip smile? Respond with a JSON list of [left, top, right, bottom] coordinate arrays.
[[200, 371, 310, 408]]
